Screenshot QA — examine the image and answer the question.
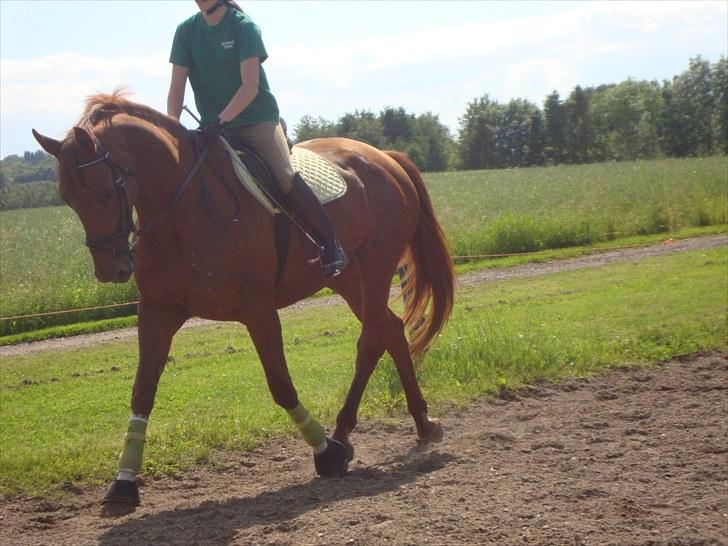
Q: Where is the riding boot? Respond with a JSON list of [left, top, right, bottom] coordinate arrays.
[[287, 172, 348, 277]]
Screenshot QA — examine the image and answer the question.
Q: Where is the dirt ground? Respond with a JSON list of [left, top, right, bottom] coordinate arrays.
[[2, 351, 726, 546]]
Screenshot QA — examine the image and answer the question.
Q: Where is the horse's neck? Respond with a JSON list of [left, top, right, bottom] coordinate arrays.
[[110, 122, 197, 230]]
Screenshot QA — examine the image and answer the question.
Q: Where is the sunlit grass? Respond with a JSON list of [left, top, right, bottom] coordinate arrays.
[[428, 156, 727, 255], [1, 246, 725, 497]]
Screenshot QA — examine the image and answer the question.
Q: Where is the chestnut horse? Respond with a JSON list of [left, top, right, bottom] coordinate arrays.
[[33, 91, 454, 512]]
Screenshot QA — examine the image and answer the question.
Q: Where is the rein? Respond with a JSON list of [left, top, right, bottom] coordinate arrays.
[[75, 135, 232, 254]]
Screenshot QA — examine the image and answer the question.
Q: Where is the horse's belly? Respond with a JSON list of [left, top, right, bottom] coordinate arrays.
[[136, 265, 265, 324]]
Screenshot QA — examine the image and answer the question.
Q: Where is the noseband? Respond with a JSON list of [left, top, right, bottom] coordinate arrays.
[[76, 149, 135, 256]]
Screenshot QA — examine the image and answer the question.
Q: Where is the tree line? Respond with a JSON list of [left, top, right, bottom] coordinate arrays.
[[1, 55, 725, 209], [295, 55, 726, 171]]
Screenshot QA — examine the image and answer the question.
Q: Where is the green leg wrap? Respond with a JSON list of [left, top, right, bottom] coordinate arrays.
[[287, 402, 326, 450], [118, 417, 147, 474]]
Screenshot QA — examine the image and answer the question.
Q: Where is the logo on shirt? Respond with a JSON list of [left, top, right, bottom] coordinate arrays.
[[221, 40, 234, 50]]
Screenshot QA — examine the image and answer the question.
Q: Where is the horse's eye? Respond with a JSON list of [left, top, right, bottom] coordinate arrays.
[[95, 189, 115, 205]]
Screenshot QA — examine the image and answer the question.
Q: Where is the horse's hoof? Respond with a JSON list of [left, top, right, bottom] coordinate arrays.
[[344, 442, 355, 463], [418, 418, 444, 445], [101, 479, 139, 517], [101, 501, 136, 518], [314, 438, 349, 477]]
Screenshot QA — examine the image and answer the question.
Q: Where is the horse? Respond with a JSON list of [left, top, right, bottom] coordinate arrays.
[[32, 91, 455, 513]]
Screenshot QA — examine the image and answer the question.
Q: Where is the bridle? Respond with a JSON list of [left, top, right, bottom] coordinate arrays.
[[74, 134, 228, 256], [76, 148, 136, 256]]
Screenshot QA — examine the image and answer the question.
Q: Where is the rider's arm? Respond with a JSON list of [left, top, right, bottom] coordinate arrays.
[[218, 57, 260, 123], [167, 65, 189, 120]]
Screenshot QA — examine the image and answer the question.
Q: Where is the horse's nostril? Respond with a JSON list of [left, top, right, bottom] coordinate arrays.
[[117, 268, 129, 281]]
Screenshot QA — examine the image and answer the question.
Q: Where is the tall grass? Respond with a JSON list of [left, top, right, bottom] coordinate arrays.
[[1, 156, 726, 336], [0, 207, 138, 334], [429, 156, 727, 255]]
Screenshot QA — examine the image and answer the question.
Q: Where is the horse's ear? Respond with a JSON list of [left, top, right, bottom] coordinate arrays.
[[73, 126, 96, 155], [31, 129, 62, 158]]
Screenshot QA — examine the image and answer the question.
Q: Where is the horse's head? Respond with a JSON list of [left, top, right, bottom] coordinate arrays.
[[32, 126, 138, 283]]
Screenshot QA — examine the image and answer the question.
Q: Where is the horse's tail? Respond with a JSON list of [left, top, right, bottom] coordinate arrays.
[[386, 151, 455, 361]]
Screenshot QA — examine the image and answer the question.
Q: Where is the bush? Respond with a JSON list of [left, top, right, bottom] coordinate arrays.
[[0, 181, 62, 210]]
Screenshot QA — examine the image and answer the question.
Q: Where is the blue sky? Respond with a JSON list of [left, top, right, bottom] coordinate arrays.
[[1, 0, 726, 158]]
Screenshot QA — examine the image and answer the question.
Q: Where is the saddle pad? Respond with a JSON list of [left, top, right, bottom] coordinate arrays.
[[222, 138, 347, 214], [290, 146, 347, 205]]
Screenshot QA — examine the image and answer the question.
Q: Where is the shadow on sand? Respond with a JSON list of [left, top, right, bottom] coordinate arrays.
[[100, 449, 456, 545]]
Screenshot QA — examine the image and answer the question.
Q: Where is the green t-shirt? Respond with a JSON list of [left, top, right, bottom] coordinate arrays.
[[169, 8, 280, 127]]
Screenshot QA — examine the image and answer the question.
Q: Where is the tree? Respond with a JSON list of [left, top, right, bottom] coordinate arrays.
[[457, 95, 502, 169], [712, 56, 728, 154], [526, 110, 546, 166], [564, 85, 593, 164], [493, 99, 539, 168], [294, 115, 337, 143], [410, 112, 454, 172], [338, 110, 387, 148], [380, 107, 415, 145], [663, 56, 714, 156], [590, 80, 662, 160], [543, 91, 566, 164]]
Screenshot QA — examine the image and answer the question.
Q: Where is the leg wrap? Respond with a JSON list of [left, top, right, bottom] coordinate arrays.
[[118, 416, 147, 474], [287, 402, 327, 453]]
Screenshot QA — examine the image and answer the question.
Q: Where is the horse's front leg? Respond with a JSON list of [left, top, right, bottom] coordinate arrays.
[[246, 308, 349, 477], [102, 299, 187, 515]]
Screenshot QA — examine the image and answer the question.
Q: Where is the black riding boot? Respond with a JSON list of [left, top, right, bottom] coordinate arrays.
[[288, 172, 348, 277]]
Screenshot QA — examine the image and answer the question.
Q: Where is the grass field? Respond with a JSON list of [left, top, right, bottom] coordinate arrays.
[[1, 156, 726, 336], [1, 245, 725, 497], [428, 156, 727, 255]]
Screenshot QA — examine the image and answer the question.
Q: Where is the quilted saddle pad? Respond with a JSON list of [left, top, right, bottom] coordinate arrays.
[[222, 138, 347, 214], [290, 146, 347, 205]]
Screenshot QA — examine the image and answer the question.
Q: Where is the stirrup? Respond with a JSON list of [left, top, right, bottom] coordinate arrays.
[[321, 240, 348, 278]]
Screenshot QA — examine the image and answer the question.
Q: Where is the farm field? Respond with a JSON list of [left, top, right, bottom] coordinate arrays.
[[1, 244, 725, 497], [1, 155, 726, 337]]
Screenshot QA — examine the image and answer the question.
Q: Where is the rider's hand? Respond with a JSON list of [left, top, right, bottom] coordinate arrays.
[[199, 117, 228, 145]]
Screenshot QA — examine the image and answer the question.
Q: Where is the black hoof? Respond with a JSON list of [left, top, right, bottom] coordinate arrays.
[[314, 438, 349, 477], [102, 479, 140, 507]]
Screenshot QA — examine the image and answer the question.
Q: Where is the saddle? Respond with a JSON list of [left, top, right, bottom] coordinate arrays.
[[216, 136, 348, 284], [221, 138, 347, 212]]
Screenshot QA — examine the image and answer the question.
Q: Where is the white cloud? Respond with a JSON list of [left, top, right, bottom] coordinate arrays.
[[1, 51, 168, 116], [271, 0, 725, 77], [504, 59, 576, 100]]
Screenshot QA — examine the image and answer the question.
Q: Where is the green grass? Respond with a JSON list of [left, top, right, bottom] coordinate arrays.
[[1, 156, 726, 336], [2, 225, 723, 346], [1, 245, 725, 497], [0, 206, 138, 335], [429, 156, 727, 255]]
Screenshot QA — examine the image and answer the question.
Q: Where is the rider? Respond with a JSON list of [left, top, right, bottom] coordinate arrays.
[[167, 0, 347, 277]]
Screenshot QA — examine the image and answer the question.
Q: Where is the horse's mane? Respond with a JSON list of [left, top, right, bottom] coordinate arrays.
[[76, 88, 187, 141]]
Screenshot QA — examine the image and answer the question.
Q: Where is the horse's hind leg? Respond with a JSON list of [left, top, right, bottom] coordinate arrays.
[[383, 308, 443, 444], [330, 264, 388, 455], [331, 266, 442, 452]]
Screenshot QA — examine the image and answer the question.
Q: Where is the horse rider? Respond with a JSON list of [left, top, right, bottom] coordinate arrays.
[[166, 0, 348, 277]]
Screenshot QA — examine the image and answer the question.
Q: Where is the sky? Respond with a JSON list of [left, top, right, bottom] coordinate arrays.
[[1, 0, 726, 159]]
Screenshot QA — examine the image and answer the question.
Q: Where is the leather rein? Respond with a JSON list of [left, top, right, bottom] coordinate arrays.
[[75, 135, 234, 256]]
